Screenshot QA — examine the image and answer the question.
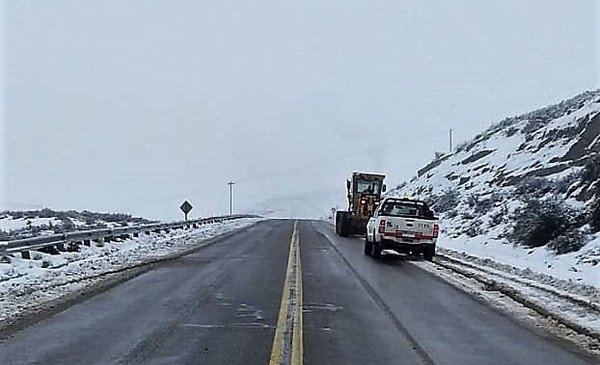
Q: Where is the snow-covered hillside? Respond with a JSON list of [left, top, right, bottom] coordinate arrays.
[[0, 209, 154, 241], [390, 90, 600, 286]]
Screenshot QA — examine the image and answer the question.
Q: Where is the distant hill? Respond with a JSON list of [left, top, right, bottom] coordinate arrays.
[[250, 188, 342, 220]]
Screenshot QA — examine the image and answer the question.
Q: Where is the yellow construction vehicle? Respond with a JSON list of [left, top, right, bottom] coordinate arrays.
[[335, 172, 386, 237]]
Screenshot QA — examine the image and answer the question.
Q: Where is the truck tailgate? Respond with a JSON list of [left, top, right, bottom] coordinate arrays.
[[384, 217, 437, 239]]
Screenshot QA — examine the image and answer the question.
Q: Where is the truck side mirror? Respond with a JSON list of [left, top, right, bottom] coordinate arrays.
[[382, 184, 387, 192], [346, 180, 351, 190]]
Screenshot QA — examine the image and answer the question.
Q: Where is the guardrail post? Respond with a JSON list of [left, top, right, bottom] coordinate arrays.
[[21, 250, 31, 260]]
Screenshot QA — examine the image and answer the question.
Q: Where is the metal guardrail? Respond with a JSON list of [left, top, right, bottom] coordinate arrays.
[[0, 214, 259, 258]]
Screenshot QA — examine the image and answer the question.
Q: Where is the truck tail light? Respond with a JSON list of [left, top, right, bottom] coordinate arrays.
[[378, 220, 386, 233], [432, 224, 439, 237]]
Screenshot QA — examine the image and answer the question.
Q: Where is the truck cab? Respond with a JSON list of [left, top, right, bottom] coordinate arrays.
[[365, 196, 439, 261]]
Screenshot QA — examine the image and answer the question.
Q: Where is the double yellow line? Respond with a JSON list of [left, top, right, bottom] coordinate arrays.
[[269, 221, 303, 365]]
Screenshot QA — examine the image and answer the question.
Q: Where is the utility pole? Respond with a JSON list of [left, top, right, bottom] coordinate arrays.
[[227, 181, 235, 215], [449, 128, 453, 152]]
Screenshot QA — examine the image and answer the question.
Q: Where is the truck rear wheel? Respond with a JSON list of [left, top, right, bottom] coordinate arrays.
[[364, 234, 372, 256], [371, 239, 382, 259], [423, 246, 435, 261]]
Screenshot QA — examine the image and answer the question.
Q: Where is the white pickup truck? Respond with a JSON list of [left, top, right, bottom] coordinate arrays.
[[364, 197, 439, 261]]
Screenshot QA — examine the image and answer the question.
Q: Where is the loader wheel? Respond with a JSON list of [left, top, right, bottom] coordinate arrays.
[[335, 211, 349, 237], [364, 234, 372, 256], [339, 218, 349, 237], [340, 226, 349, 237]]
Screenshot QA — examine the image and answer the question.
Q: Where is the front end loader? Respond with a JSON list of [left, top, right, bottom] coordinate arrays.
[[336, 172, 386, 237]]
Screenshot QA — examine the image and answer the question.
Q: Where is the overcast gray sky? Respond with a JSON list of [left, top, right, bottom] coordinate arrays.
[[2, 0, 599, 220]]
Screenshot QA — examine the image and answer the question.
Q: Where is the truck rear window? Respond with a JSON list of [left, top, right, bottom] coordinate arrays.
[[379, 201, 433, 218]]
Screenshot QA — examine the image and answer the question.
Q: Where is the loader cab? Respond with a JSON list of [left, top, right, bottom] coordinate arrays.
[[348, 172, 386, 218], [350, 173, 386, 197]]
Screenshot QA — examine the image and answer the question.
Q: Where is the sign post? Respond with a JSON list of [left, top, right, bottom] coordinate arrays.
[[180, 200, 193, 221], [227, 181, 235, 215]]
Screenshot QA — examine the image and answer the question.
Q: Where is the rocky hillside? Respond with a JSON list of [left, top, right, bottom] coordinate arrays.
[[390, 90, 600, 263]]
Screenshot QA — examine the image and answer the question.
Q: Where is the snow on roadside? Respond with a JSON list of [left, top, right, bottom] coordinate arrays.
[[432, 232, 600, 341], [433, 251, 600, 332], [405, 232, 600, 353], [412, 259, 600, 356], [0, 216, 61, 232], [438, 232, 600, 289], [0, 218, 262, 325]]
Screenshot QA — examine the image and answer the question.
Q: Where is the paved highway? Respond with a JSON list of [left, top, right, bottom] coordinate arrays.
[[0, 220, 596, 364]]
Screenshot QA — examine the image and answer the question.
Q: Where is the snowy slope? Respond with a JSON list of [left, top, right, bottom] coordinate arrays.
[[389, 90, 600, 287], [0, 217, 61, 232], [0, 209, 154, 240]]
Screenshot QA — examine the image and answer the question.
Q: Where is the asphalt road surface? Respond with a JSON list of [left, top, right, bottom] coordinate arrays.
[[0, 220, 596, 365]]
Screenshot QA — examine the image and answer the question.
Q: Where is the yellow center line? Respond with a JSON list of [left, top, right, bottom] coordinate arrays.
[[292, 232, 303, 365], [269, 221, 303, 365]]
